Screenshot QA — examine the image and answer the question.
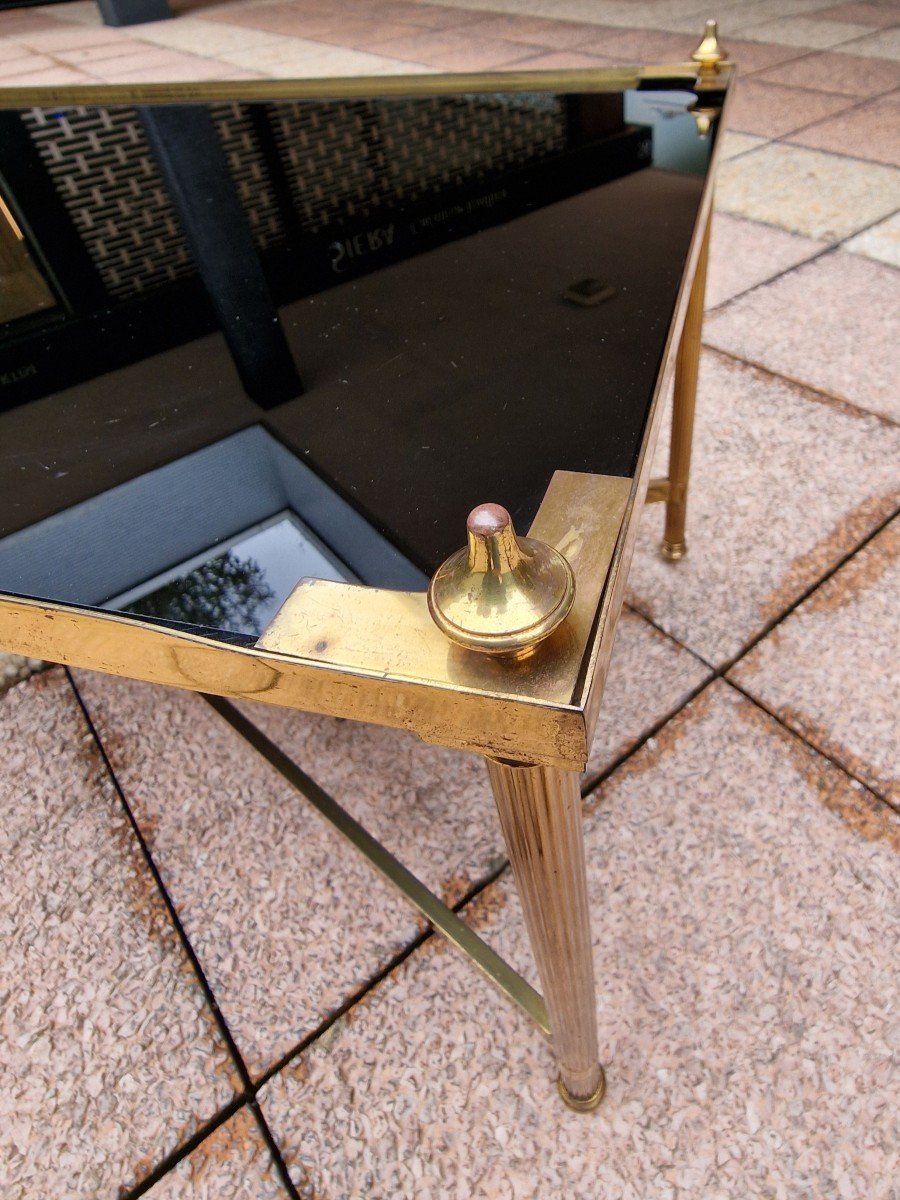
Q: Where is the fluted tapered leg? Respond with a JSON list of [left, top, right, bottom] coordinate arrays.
[[663, 210, 711, 561], [486, 757, 604, 1110]]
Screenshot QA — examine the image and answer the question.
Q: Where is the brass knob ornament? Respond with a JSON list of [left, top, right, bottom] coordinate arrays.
[[427, 503, 575, 655], [691, 19, 728, 73]]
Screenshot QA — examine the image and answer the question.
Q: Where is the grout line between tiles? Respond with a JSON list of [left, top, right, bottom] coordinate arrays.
[[725, 673, 899, 813], [705, 240, 838, 313], [249, 848, 513, 1090], [702, 342, 900, 427], [65, 669, 263, 1196], [124, 1095, 248, 1200], [625, 500, 900, 766], [706, 196, 900, 318], [249, 1100, 304, 1200]]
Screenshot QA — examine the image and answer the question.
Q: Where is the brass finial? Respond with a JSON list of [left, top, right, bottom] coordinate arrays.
[[690, 105, 719, 138], [691, 19, 727, 72], [427, 503, 575, 655]]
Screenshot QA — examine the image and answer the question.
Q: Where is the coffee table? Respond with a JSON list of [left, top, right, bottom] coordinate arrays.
[[0, 26, 732, 1109]]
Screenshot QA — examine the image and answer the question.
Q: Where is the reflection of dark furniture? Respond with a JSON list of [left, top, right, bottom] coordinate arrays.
[[0, 45, 731, 1111], [0, 91, 644, 412], [96, 0, 170, 27]]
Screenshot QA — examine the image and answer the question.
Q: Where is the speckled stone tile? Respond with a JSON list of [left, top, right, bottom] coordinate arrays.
[[584, 608, 710, 782], [756, 48, 900, 96], [144, 1109, 289, 1200], [349, 27, 541, 68], [71, 670, 419, 1081], [838, 27, 900, 61], [731, 517, 899, 805], [815, 3, 900, 27], [705, 250, 900, 420], [715, 142, 900, 241], [498, 49, 619, 69], [789, 93, 900, 167], [845, 210, 900, 267], [736, 15, 871, 48], [452, 14, 618, 48], [718, 130, 768, 161], [0, 670, 239, 1200], [259, 682, 900, 1200], [726, 78, 856, 137], [626, 350, 900, 664], [706, 212, 826, 308]]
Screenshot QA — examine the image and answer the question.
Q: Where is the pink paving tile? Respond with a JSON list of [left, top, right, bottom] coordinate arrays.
[[725, 77, 857, 137], [11, 24, 130, 51], [144, 1108, 289, 1199], [202, 4, 353, 38], [72, 670, 422, 1081], [307, 19, 424, 50], [731, 517, 899, 805], [259, 682, 900, 1200], [0, 42, 35, 63], [80, 48, 228, 80], [585, 607, 710, 782], [788, 92, 900, 166], [626, 349, 900, 664], [814, 2, 900, 26], [575, 26, 696, 64], [498, 49, 621, 70], [720, 37, 815, 74], [736, 14, 871, 49], [0, 52, 55, 78], [714, 142, 899, 241], [462, 14, 620, 50], [756, 48, 900, 96], [56, 38, 162, 64], [839, 27, 900, 59], [0, 11, 61, 37], [706, 212, 827, 308], [357, 28, 542, 69], [0, 670, 239, 1200], [2, 65, 95, 84], [705, 249, 900, 420], [361, 2, 497, 29]]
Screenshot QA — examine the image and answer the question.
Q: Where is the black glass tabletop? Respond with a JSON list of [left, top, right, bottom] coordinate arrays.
[[0, 75, 724, 640]]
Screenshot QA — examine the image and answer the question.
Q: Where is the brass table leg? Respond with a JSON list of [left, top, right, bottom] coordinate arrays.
[[662, 210, 711, 561], [486, 757, 605, 1111]]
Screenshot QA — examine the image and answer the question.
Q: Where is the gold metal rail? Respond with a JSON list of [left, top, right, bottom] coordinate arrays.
[[205, 693, 551, 1036]]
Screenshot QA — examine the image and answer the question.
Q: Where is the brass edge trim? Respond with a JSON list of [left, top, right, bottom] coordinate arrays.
[[0, 592, 587, 767], [0, 62, 713, 108], [205, 694, 551, 1036], [575, 67, 734, 738]]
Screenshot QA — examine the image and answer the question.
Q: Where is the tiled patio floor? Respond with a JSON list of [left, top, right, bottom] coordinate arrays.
[[1, 0, 898, 1197]]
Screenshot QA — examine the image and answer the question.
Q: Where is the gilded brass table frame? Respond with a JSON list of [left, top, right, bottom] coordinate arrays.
[[0, 57, 728, 1109]]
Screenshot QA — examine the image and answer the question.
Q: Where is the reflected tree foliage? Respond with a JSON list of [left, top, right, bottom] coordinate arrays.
[[127, 551, 275, 636]]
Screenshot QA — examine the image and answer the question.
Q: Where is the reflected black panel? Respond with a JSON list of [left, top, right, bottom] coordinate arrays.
[[0, 80, 722, 634]]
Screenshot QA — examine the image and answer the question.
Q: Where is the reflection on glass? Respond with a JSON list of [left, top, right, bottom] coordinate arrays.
[[109, 512, 352, 636], [0, 192, 56, 325]]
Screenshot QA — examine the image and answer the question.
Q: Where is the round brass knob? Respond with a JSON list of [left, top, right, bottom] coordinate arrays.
[[427, 504, 575, 655], [691, 19, 727, 72]]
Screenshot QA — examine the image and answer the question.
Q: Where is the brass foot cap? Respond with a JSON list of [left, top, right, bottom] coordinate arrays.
[[558, 1066, 606, 1113], [661, 540, 687, 562]]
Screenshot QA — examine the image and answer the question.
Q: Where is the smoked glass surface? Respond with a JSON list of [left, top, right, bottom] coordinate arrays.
[[0, 80, 721, 637]]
